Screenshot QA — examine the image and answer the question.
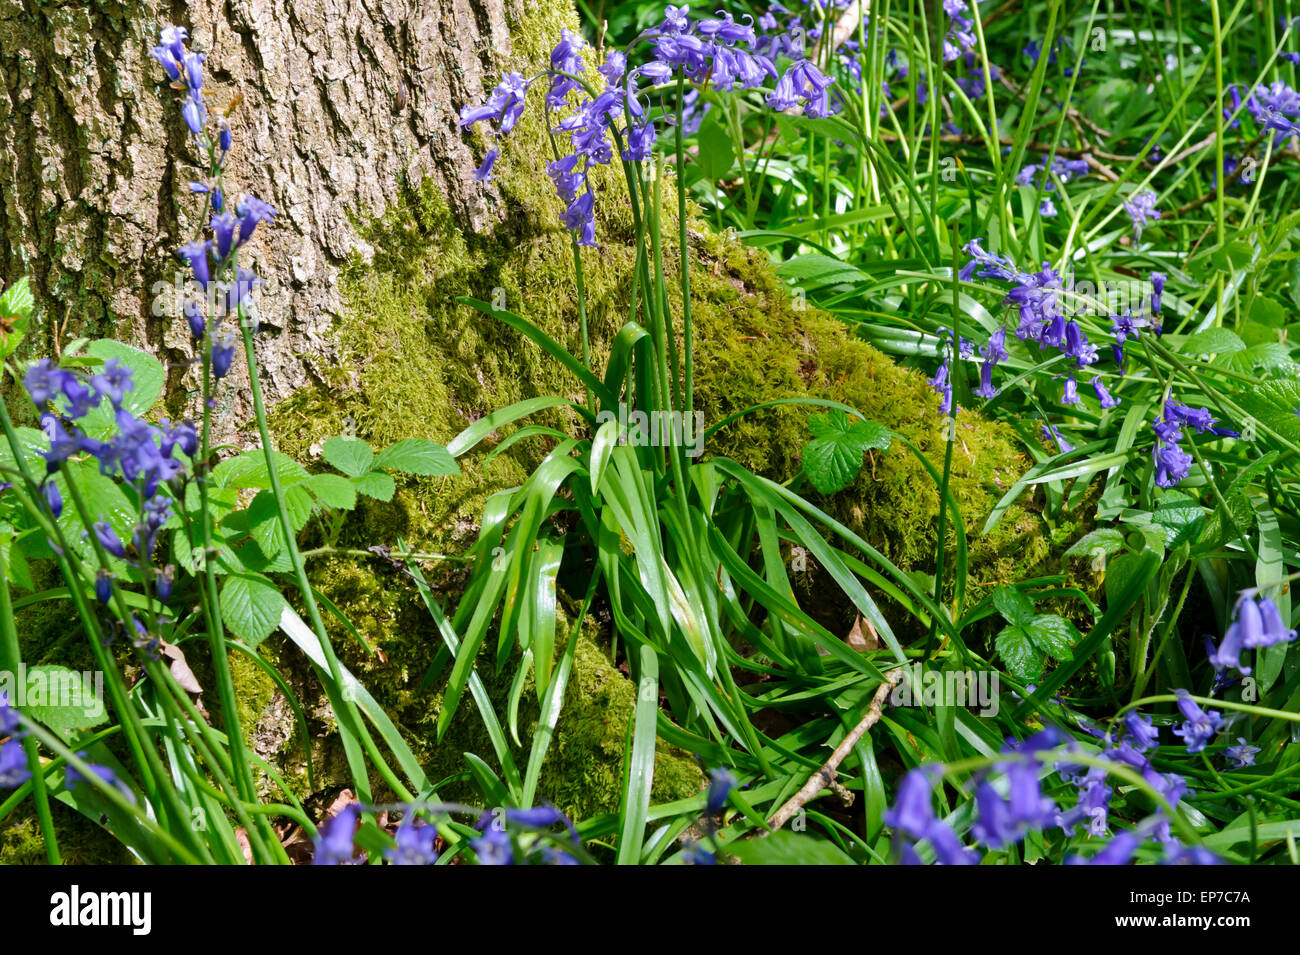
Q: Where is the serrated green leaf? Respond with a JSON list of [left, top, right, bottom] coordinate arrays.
[[220, 574, 287, 646], [7, 666, 108, 736], [322, 436, 374, 478], [306, 473, 357, 511], [1235, 378, 1300, 444], [213, 450, 311, 489], [353, 470, 395, 501], [1025, 614, 1078, 660], [246, 486, 313, 560], [1180, 328, 1245, 356], [996, 625, 1043, 682], [373, 438, 459, 477], [801, 409, 891, 494], [992, 585, 1035, 627]]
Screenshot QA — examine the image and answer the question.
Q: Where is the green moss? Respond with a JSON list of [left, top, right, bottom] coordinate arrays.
[[252, 0, 1069, 817], [0, 799, 135, 865]]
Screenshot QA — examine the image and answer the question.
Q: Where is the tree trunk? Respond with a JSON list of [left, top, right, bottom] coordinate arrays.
[[0, 0, 522, 412]]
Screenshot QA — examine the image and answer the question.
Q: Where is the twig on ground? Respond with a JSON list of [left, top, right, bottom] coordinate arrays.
[[764, 667, 903, 834]]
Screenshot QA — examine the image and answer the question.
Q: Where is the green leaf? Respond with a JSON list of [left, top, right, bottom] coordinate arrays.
[[76, 341, 166, 439], [0, 277, 34, 358], [1235, 379, 1300, 444], [306, 473, 357, 511], [1179, 328, 1245, 356], [322, 436, 374, 478], [992, 585, 1035, 627], [696, 114, 735, 183], [7, 666, 108, 736], [1064, 528, 1125, 559], [353, 470, 395, 501], [213, 450, 310, 489], [725, 831, 854, 865], [1025, 614, 1078, 661], [996, 625, 1043, 682], [1214, 343, 1295, 377], [373, 438, 459, 477], [246, 485, 313, 560], [1151, 493, 1207, 547], [220, 574, 288, 646], [801, 409, 891, 494]]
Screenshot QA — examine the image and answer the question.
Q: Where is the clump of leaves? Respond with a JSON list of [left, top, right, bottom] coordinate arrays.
[[991, 586, 1079, 683]]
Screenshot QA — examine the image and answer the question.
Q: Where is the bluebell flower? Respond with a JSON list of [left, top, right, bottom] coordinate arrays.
[[458, 72, 530, 135], [0, 739, 31, 789], [547, 29, 586, 107], [90, 358, 133, 408], [236, 196, 276, 244], [313, 805, 361, 865], [1042, 423, 1073, 454], [1067, 829, 1139, 865], [66, 753, 129, 799], [1149, 272, 1166, 316], [1093, 378, 1119, 409], [1225, 594, 1297, 651], [928, 359, 953, 415], [883, 767, 937, 839], [681, 840, 716, 865], [470, 822, 514, 865], [473, 148, 499, 182], [1060, 375, 1080, 406], [211, 212, 239, 260], [1224, 738, 1259, 769], [1124, 712, 1159, 751], [92, 521, 126, 558], [179, 241, 213, 289], [43, 480, 63, 519], [155, 565, 174, 602], [923, 819, 978, 865], [151, 45, 182, 82], [1208, 612, 1251, 675], [181, 51, 205, 93], [386, 817, 439, 865], [1171, 691, 1224, 754], [1039, 197, 1057, 217], [218, 123, 232, 153], [0, 693, 21, 736], [706, 767, 736, 814], [1123, 190, 1161, 240], [159, 25, 189, 63], [182, 96, 205, 135], [212, 336, 236, 379], [184, 302, 206, 340]]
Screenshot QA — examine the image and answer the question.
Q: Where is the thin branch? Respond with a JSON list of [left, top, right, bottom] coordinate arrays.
[[764, 668, 902, 834]]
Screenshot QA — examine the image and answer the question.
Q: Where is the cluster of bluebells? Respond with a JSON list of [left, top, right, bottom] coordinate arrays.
[[1206, 593, 1298, 679], [460, 6, 835, 247], [1014, 155, 1090, 219], [151, 26, 276, 370], [1149, 398, 1237, 487], [956, 243, 1235, 483], [1242, 81, 1300, 146], [885, 717, 1222, 866], [312, 801, 581, 866], [22, 358, 196, 645]]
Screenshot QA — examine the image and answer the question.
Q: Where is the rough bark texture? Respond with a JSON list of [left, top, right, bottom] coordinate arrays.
[[0, 0, 517, 415]]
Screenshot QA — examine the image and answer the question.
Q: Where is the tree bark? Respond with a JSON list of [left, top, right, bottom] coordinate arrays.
[[0, 0, 521, 412]]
